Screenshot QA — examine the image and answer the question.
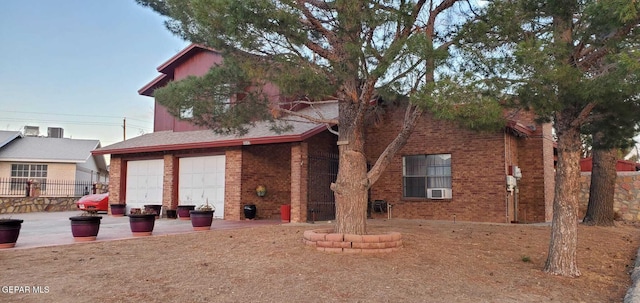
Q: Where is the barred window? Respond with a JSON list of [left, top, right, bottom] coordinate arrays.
[[11, 164, 48, 190]]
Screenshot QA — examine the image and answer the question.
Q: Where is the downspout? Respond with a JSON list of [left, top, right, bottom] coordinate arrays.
[[514, 186, 519, 223]]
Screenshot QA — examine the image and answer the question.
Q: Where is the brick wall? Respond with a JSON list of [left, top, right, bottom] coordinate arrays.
[[241, 143, 291, 219], [225, 147, 243, 220], [365, 107, 550, 223], [162, 154, 177, 211], [290, 142, 308, 223], [515, 123, 555, 223], [108, 156, 122, 205]]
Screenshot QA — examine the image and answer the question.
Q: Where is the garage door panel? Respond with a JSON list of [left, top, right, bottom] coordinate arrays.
[[179, 156, 225, 218], [126, 159, 164, 214]]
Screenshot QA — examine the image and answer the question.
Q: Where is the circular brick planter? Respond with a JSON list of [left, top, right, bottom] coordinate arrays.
[[302, 228, 402, 253]]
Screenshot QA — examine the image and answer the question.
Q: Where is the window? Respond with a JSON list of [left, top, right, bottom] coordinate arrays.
[[179, 84, 233, 120], [179, 106, 193, 119], [403, 154, 451, 198], [11, 164, 47, 190]]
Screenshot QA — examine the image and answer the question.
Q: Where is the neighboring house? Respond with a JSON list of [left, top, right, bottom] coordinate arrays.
[[0, 128, 109, 197], [93, 43, 555, 223]]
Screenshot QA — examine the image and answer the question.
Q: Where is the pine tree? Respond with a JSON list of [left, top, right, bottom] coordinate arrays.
[[455, 0, 640, 276], [136, 0, 502, 235], [582, 104, 639, 226]]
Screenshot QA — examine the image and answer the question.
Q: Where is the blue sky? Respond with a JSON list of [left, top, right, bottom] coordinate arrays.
[[0, 0, 189, 148]]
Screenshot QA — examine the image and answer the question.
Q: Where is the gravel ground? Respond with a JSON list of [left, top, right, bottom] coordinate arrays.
[[0, 219, 638, 303]]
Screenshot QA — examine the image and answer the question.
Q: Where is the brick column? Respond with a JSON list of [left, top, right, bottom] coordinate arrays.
[[290, 142, 309, 223], [163, 154, 178, 212], [107, 157, 122, 215], [225, 147, 243, 220]]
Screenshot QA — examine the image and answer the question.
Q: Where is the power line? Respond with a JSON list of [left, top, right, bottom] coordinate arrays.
[[1, 110, 152, 123], [0, 118, 152, 132]]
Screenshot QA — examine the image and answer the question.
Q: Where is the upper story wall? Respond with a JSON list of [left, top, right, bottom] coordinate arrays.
[[152, 48, 286, 133], [154, 51, 223, 132]]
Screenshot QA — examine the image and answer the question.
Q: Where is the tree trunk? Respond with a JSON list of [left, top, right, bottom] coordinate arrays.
[[332, 101, 369, 235], [544, 115, 581, 277], [583, 135, 616, 226]]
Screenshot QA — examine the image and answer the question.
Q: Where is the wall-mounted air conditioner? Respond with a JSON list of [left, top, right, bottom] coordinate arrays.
[[427, 188, 452, 199]]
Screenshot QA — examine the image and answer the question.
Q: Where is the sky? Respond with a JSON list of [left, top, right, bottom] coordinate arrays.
[[2, 1, 638, 163], [0, 0, 189, 148]]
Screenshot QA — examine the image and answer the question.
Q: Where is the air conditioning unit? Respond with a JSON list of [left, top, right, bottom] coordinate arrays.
[[427, 188, 452, 199], [23, 126, 39, 137], [47, 127, 64, 138]]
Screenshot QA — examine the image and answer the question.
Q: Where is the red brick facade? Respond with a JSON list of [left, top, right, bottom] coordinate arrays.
[[106, 130, 338, 222], [364, 108, 553, 223], [107, 110, 552, 223]]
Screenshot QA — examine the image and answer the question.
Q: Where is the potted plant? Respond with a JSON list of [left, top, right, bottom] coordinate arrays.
[[189, 201, 215, 231], [166, 209, 178, 219], [0, 218, 24, 249], [144, 204, 162, 219], [69, 210, 102, 242], [110, 203, 126, 217], [177, 204, 196, 220], [128, 209, 156, 236]]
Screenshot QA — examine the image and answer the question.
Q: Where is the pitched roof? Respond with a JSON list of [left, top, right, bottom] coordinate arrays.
[[93, 103, 339, 155], [156, 43, 219, 74], [138, 44, 219, 97], [0, 131, 22, 149], [0, 136, 102, 164]]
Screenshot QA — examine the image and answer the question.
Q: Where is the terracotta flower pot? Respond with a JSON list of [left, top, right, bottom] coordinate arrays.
[[177, 205, 196, 220], [69, 216, 102, 242], [129, 214, 156, 236], [189, 210, 214, 231], [0, 219, 23, 249]]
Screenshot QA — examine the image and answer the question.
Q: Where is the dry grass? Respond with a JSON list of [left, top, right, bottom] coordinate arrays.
[[0, 219, 638, 303]]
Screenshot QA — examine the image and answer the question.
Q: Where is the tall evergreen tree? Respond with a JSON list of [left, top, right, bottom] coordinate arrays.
[[582, 104, 639, 226], [455, 0, 640, 276], [136, 0, 502, 235]]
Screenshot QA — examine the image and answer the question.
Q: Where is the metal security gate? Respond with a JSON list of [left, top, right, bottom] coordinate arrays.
[[307, 152, 338, 221]]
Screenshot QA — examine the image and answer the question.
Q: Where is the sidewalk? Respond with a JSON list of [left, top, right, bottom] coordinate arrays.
[[4, 210, 281, 250]]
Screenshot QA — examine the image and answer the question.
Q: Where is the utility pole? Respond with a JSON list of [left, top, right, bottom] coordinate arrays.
[[123, 117, 126, 141]]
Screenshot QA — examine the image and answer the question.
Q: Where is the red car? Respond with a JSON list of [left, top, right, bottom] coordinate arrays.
[[76, 193, 109, 212]]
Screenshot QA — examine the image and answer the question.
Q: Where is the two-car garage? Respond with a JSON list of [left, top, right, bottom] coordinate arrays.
[[125, 155, 225, 218]]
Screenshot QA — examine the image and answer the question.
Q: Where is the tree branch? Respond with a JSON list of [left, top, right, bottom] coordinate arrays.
[[367, 104, 424, 186]]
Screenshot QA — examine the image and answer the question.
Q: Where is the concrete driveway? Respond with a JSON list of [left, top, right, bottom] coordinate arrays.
[[4, 210, 280, 250]]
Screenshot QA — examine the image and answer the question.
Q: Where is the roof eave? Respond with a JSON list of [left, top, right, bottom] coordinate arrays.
[[0, 132, 23, 149], [92, 125, 332, 156], [156, 43, 219, 74], [138, 74, 169, 97], [0, 158, 84, 163]]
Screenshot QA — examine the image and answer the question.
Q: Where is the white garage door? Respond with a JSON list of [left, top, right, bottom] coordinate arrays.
[[179, 155, 225, 219], [126, 159, 164, 214]]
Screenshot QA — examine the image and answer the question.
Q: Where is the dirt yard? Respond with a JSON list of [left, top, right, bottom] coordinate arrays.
[[0, 219, 638, 303]]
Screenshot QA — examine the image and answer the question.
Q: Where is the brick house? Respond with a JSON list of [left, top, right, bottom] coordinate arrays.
[[93, 44, 555, 223]]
